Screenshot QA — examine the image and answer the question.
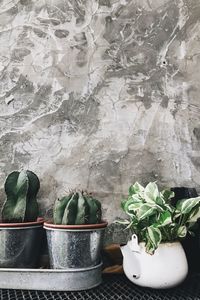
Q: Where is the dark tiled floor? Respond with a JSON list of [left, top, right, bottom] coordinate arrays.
[[0, 274, 200, 300]]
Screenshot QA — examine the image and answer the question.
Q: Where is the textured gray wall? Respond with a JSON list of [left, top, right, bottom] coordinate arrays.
[[0, 0, 200, 227]]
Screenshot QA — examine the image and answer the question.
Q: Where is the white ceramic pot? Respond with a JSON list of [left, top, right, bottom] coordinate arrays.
[[121, 234, 188, 289]]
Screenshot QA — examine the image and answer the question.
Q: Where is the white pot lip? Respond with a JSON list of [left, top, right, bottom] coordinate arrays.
[[137, 240, 181, 247], [0, 217, 44, 228], [44, 220, 108, 230]]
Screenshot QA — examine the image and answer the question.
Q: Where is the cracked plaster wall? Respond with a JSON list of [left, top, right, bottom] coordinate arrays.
[[0, 0, 200, 241]]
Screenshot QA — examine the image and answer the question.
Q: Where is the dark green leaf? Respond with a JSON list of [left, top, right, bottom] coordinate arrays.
[[157, 211, 172, 227], [161, 189, 175, 201]]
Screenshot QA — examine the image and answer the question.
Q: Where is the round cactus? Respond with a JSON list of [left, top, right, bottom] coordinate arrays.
[[53, 191, 102, 225], [1, 170, 40, 223]]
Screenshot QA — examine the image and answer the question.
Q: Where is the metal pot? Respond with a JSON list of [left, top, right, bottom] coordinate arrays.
[[44, 222, 107, 269], [0, 219, 44, 268]]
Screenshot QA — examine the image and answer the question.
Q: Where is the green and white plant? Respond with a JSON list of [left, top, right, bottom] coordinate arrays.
[[118, 182, 200, 254]]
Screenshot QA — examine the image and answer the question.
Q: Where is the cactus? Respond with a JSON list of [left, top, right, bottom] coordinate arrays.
[[1, 170, 40, 223], [53, 191, 102, 225]]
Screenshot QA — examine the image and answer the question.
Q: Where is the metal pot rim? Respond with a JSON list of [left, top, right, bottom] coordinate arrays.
[[0, 262, 103, 273], [44, 220, 108, 231], [0, 217, 44, 228]]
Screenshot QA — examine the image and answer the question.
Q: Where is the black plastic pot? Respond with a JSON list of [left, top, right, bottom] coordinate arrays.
[[171, 187, 200, 272]]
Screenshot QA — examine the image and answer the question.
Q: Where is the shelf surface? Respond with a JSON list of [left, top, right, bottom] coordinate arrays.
[[1, 273, 200, 299]]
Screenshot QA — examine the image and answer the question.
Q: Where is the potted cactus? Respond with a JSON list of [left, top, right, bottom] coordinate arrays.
[[0, 170, 44, 268], [44, 191, 107, 288], [44, 190, 107, 268]]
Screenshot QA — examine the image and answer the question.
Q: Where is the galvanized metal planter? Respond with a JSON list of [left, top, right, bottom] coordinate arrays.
[[0, 262, 103, 291], [44, 221, 107, 290], [0, 219, 44, 268], [0, 221, 106, 291], [44, 221, 108, 269]]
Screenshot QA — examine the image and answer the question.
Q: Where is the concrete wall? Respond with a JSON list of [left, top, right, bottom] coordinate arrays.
[[0, 0, 200, 229]]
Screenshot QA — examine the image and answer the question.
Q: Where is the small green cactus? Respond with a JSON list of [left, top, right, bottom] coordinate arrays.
[[1, 170, 40, 223], [53, 191, 102, 225]]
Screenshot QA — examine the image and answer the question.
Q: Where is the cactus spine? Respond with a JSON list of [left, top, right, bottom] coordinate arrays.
[[2, 170, 40, 223], [53, 191, 102, 225]]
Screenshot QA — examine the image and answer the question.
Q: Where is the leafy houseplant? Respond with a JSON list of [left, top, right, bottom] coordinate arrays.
[[44, 190, 107, 289], [0, 170, 43, 268], [119, 181, 200, 254], [119, 182, 200, 288]]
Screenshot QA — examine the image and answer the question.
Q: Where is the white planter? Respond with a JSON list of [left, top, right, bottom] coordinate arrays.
[[121, 235, 188, 289]]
